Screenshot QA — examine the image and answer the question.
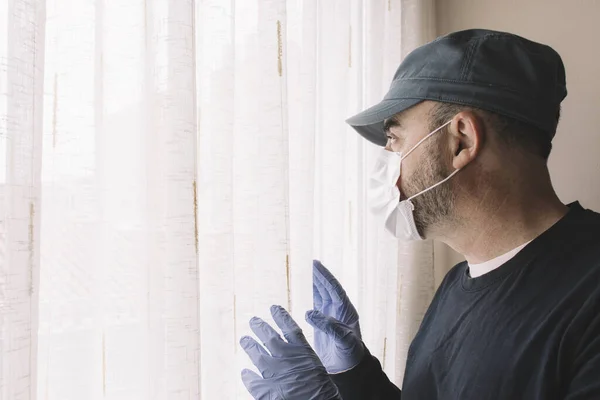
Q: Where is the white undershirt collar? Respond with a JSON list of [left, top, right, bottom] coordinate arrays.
[[468, 240, 532, 278]]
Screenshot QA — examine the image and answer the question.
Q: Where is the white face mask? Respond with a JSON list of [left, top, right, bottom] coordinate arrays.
[[369, 120, 460, 240]]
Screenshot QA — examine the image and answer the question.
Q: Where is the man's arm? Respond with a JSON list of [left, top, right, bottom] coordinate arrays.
[[330, 348, 402, 400]]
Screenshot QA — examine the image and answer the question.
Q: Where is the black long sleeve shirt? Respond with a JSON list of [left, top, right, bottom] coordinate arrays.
[[332, 202, 600, 399]]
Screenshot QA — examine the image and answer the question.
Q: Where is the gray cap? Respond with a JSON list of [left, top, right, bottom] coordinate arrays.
[[347, 29, 567, 147]]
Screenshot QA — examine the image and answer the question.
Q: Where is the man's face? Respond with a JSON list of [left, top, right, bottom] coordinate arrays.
[[384, 102, 456, 238]]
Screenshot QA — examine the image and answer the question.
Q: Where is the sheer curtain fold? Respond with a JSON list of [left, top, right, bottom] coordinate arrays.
[[0, 0, 442, 399], [1, 0, 45, 399]]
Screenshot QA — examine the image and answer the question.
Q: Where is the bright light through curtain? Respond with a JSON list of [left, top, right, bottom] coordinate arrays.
[[0, 0, 441, 399]]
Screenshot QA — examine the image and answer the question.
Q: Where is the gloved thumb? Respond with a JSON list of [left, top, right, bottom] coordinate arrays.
[[305, 310, 355, 343]]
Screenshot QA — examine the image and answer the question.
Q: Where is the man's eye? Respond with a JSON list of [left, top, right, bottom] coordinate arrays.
[[387, 135, 396, 141]]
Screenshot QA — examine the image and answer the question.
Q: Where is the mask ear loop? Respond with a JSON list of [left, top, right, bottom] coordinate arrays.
[[407, 168, 461, 203], [401, 119, 457, 204], [400, 120, 452, 162]]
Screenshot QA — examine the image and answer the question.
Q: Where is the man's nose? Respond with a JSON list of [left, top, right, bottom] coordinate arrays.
[[385, 140, 393, 151]]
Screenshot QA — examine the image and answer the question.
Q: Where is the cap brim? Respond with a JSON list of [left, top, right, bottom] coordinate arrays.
[[346, 98, 422, 146]]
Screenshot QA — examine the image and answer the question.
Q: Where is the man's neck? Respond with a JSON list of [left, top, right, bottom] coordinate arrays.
[[439, 193, 569, 265]]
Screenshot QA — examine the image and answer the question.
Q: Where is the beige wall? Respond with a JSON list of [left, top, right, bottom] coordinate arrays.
[[434, 0, 600, 268]]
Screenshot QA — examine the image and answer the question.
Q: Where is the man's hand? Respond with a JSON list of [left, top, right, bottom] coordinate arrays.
[[306, 260, 365, 374], [240, 305, 341, 400]]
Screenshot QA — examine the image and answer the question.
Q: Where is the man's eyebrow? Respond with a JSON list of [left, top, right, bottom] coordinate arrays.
[[383, 117, 401, 135]]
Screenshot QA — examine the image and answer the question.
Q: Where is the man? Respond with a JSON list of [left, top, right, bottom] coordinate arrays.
[[239, 29, 600, 399]]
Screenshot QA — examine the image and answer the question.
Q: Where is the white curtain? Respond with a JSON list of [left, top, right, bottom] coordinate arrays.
[[0, 0, 442, 399]]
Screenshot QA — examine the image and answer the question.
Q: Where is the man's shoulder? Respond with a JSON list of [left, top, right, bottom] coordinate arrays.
[[545, 202, 600, 264], [438, 261, 468, 290], [570, 201, 600, 229], [566, 203, 600, 259]]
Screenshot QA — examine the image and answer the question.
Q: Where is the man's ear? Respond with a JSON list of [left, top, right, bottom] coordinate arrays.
[[449, 111, 484, 170]]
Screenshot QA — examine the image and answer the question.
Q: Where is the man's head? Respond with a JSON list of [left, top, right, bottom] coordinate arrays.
[[347, 29, 567, 241], [382, 100, 561, 239]]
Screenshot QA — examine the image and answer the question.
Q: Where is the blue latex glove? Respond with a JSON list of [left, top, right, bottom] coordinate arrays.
[[240, 305, 341, 400], [306, 260, 365, 374]]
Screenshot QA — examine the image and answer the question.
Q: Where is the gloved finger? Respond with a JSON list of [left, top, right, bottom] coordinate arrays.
[[270, 305, 309, 346], [352, 319, 363, 340], [313, 282, 323, 310], [313, 261, 333, 310], [249, 316, 286, 357], [241, 368, 271, 400], [305, 310, 354, 343], [313, 260, 349, 305], [239, 336, 272, 378]]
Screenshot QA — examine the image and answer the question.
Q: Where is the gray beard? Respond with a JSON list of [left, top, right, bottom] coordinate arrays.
[[402, 141, 456, 238]]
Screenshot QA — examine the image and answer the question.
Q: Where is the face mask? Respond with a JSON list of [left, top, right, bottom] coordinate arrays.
[[369, 120, 460, 240]]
